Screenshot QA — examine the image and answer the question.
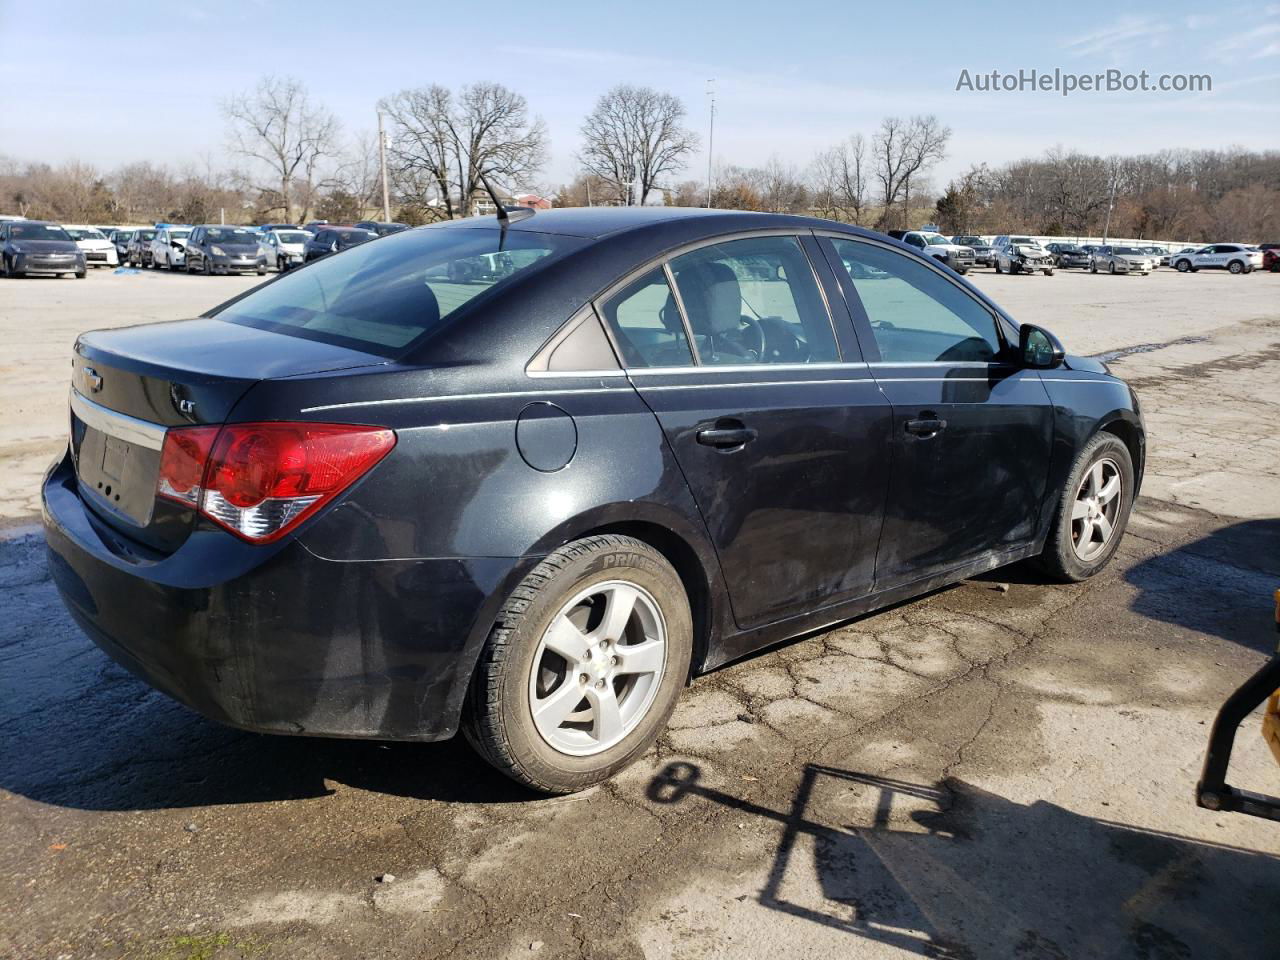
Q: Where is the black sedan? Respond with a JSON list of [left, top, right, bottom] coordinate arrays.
[[304, 226, 377, 262], [1, 220, 86, 278], [184, 225, 268, 275], [43, 208, 1144, 793], [1045, 242, 1092, 269]]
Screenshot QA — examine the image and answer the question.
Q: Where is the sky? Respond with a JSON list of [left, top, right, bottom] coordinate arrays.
[[1, 1, 1277, 192]]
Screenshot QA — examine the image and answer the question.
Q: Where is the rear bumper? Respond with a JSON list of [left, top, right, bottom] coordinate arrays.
[[42, 451, 527, 742]]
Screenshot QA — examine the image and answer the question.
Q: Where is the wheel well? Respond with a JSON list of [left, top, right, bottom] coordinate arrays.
[[1100, 419, 1142, 474], [582, 520, 713, 678]]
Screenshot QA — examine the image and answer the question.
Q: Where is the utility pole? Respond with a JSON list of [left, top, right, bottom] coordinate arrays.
[[705, 78, 716, 207], [378, 111, 392, 222], [1102, 165, 1118, 242]]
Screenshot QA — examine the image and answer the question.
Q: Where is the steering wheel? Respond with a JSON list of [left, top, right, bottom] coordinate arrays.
[[737, 314, 766, 360]]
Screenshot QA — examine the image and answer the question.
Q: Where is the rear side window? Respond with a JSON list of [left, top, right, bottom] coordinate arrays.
[[829, 237, 1001, 364], [599, 267, 695, 368], [668, 235, 839, 365], [215, 227, 583, 355]]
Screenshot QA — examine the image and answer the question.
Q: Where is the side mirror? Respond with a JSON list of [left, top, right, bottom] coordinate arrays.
[[1019, 324, 1065, 369]]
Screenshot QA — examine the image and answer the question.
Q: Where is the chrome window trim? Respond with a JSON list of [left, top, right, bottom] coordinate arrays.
[[661, 261, 700, 365], [70, 389, 166, 451]]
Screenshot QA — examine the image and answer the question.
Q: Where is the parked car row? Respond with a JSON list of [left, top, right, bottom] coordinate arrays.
[[936, 233, 1272, 278], [109, 221, 394, 275]]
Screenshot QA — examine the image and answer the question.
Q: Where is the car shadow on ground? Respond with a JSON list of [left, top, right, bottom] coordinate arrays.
[[1124, 516, 1280, 654], [647, 761, 1280, 959], [0, 532, 537, 811]]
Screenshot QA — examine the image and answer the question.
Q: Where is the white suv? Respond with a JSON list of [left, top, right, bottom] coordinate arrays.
[[1170, 243, 1262, 274]]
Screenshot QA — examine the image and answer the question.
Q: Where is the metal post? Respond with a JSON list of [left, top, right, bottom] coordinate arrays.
[[705, 79, 716, 208], [378, 112, 391, 222], [1102, 167, 1117, 243]]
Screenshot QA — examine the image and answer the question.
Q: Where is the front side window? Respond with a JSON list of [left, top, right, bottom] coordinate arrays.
[[599, 267, 695, 368], [668, 235, 839, 366], [215, 226, 580, 355], [828, 237, 1002, 364]]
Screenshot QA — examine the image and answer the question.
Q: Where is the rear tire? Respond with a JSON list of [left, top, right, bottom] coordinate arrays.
[[1035, 432, 1134, 583], [994, 259, 1003, 274], [464, 535, 692, 794], [1229, 260, 1243, 274]]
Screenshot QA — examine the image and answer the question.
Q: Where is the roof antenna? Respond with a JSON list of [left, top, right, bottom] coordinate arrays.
[[479, 172, 535, 249]]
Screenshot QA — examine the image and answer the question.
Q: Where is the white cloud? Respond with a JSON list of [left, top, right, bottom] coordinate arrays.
[[1062, 17, 1170, 58], [1211, 23, 1280, 61]]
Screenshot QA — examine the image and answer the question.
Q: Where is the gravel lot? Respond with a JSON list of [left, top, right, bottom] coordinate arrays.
[[1, 264, 1279, 959]]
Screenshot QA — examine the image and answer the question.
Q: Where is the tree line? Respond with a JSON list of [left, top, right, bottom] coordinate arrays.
[[2, 74, 1276, 242]]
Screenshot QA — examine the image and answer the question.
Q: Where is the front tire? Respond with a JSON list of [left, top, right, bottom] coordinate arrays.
[[1036, 432, 1135, 582], [464, 535, 693, 794], [994, 259, 1003, 274]]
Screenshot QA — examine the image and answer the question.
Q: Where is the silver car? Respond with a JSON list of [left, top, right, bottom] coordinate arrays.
[[993, 236, 1055, 275], [262, 228, 313, 272], [1089, 245, 1155, 275]]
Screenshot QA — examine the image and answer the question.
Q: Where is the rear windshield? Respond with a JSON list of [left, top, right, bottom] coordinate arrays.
[[214, 226, 584, 356]]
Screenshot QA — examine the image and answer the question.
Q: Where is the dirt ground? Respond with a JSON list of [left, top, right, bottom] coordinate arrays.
[[1, 264, 1279, 960]]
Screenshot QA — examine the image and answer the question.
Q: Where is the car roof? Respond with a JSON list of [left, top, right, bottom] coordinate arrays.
[[440, 206, 778, 239]]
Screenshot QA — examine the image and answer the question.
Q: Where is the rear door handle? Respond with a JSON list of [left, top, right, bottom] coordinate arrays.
[[696, 424, 758, 449], [904, 418, 947, 437]]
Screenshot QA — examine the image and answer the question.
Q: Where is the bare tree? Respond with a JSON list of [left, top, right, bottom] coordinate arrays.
[[579, 85, 698, 206], [450, 82, 548, 214], [380, 82, 547, 218], [873, 115, 951, 229], [810, 134, 870, 224], [223, 76, 339, 224]]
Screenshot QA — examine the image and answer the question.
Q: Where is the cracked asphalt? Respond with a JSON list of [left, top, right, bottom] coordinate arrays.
[[2, 268, 1279, 959]]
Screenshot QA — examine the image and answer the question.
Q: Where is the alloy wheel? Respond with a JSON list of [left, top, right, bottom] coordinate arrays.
[[1071, 457, 1122, 561], [528, 580, 667, 757]]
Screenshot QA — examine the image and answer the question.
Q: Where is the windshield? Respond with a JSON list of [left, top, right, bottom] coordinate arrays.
[[206, 228, 260, 245], [274, 231, 309, 243], [8, 224, 72, 242], [921, 234, 951, 246], [1114, 247, 1145, 255], [215, 226, 584, 356], [135, 230, 156, 241], [1011, 237, 1037, 245], [169, 229, 191, 240], [1057, 245, 1081, 253], [64, 228, 106, 241], [955, 237, 983, 245]]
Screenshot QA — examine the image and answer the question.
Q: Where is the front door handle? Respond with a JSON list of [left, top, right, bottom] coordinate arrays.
[[696, 423, 758, 449], [904, 417, 947, 438]]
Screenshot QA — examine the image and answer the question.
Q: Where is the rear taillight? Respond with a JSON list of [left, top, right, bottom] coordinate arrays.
[[156, 422, 395, 543]]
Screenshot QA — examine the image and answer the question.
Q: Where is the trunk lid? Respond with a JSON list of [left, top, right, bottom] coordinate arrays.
[[70, 317, 387, 552]]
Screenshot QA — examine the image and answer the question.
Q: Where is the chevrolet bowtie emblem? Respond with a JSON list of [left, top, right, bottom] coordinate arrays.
[[83, 366, 103, 392]]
